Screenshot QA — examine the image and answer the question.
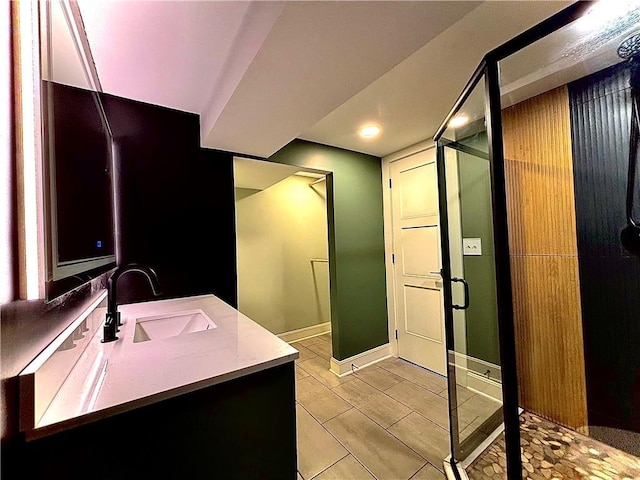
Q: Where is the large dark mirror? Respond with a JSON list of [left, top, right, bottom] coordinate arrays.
[[40, 0, 115, 300]]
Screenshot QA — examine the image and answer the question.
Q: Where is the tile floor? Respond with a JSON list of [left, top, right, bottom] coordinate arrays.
[[292, 334, 640, 480], [292, 333, 499, 480]]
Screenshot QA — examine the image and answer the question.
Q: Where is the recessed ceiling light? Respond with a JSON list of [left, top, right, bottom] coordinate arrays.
[[359, 125, 381, 138], [448, 115, 469, 128]]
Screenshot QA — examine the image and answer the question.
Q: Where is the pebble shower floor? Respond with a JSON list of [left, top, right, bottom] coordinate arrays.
[[467, 411, 640, 480]]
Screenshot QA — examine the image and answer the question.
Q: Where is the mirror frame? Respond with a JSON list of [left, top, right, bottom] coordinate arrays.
[[39, 0, 116, 301]]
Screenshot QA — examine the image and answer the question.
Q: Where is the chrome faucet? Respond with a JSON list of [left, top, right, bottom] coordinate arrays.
[[103, 264, 161, 343]]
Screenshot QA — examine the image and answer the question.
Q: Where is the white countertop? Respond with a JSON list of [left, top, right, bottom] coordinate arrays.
[[23, 294, 298, 439]]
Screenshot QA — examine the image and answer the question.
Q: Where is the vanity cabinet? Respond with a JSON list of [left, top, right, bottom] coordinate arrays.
[[24, 362, 297, 479], [18, 294, 299, 480]]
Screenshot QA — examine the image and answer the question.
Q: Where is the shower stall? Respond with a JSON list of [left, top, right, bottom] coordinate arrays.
[[435, 2, 640, 478]]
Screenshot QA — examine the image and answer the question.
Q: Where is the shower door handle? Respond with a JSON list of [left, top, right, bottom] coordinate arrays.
[[451, 277, 470, 310]]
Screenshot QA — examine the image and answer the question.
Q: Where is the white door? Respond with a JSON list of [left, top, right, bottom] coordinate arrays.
[[390, 148, 446, 375]]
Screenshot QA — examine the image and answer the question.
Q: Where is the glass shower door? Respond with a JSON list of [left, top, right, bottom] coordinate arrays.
[[437, 77, 505, 468]]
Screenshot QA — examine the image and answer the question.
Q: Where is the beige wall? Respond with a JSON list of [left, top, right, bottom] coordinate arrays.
[[235, 175, 330, 335]]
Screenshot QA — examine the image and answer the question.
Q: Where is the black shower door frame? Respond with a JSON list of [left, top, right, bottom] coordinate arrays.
[[433, 2, 596, 479]]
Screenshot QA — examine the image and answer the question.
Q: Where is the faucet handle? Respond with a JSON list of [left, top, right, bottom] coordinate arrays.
[[102, 312, 119, 343]]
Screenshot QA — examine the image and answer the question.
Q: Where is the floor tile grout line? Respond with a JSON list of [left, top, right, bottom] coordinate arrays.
[[329, 384, 414, 432], [324, 377, 424, 433], [300, 403, 380, 479], [407, 462, 443, 480], [298, 356, 449, 432], [296, 402, 351, 472], [315, 372, 445, 477], [300, 340, 446, 480], [349, 367, 405, 393], [383, 358, 499, 413], [376, 358, 438, 375], [299, 370, 354, 390], [303, 356, 453, 435], [306, 452, 349, 480], [371, 381, 451, 432], [310, 451, 381, 480], [382, 415, 449, 475], [395, 408, 450, 435], [296, 353, 320, 364], [342, 363, 448, 420], [296, 354, 455, 479], [305, 345, 331, 358], [295, 356, 355, 388], [296, 377, 352, 425], [303, 396, 427, 480], [318, 373, 409, 432], [378, 368, 447, 396], [290, 336, 326, 347], [379, 377, 445, 397], [320, 413, 415, 480], [405, 461, 430, 480], [381, 425, 447, 476], [398, 358, 447, 381]]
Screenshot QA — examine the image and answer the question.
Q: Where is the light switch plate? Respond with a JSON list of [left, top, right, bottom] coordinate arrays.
[[463, 238, 482, 256]]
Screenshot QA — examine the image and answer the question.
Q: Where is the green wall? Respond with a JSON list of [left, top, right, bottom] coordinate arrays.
[[457, 146, 500, 366], [268, 139, 388, 360]]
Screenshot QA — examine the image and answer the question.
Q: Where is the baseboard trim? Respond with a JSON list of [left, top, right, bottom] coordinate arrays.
[[452, 352, 502, 402], [466, 371, 502, 402], [277, 322, 331, 343], [330, 343, 392, 377]]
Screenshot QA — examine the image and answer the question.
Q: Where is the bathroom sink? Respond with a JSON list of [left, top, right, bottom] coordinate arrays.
[[133, 309, 217, 343]]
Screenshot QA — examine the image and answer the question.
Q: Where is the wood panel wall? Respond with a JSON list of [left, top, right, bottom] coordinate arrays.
[[502, 86, 588, 432]]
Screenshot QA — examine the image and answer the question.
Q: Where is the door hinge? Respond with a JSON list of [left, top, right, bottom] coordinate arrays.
[[395, 329, 398, 340], [389, 178, 392, 188], [392, 253, 395, 264]]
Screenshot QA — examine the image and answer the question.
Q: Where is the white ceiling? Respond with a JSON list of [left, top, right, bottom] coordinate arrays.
[[76, 1, 572, 159]]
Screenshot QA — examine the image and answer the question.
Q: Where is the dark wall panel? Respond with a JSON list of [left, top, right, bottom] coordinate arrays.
[[100, 94, 237, 307], [569, 62, 640, 433]]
